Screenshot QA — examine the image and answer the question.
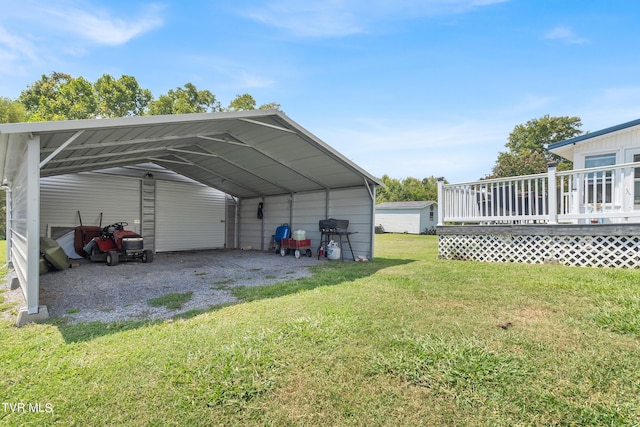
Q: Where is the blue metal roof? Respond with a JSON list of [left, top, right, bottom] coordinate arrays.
[[549, 117, 640, 150]]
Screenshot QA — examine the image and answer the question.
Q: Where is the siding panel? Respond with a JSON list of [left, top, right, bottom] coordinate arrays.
[[237, 186, 375, 258], [41, 173, 141, 236], [155, 180, 226, 251]]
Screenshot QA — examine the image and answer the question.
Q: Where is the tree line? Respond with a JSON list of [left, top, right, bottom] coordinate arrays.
[[0, 71, 281, 238], [0, 72, 586, 207], [1, 71, 279, 123]]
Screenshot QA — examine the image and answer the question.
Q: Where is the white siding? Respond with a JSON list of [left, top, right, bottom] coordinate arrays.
[[421, 208, 437, 232], [571, 127, 640, 220], [238, 194, 290, 252], [41, 170, 227, 253], [328, 187, 374, 259], [292, 191, 327, 250], [237, 186, 375, 259], [376, 211, 421, 234], [155, 180, 226, 252], [6, 138, 31, 308], [41, 173, 141, 236], [573, 127, 640, 167]]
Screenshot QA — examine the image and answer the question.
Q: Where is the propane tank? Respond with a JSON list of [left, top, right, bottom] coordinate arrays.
[[319, 245, 324, 257]]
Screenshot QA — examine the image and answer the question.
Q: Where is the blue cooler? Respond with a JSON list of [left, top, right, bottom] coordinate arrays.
[[274, 224, 291, 244]]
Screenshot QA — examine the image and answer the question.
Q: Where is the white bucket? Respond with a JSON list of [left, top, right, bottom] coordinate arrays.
[[327, 246, 341, 260], [292, 229, 306, 240]]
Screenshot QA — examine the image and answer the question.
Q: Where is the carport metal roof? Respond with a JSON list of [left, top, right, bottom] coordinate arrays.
[[0, 110, 382, 320], [0, 109, 382, 198]]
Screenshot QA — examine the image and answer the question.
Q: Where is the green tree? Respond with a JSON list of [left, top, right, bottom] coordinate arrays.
[[0, 97, 26, 123], [227, 93, 256, 111], [489, 115, 582, 178], [17, 72, 279, 121], [376, 175, 443, 203], [420, 176, 440, 201], [19, 72, 151, 120], [258, 102, 281, 110], [95, 74, 152, 118], [376, 175, 402, 203], [55, 77, 97, 120], [490, 150, 549, 178], [147, 83, 219, 115], [19, 72, 77, 121], [226, 93, 281, 112]]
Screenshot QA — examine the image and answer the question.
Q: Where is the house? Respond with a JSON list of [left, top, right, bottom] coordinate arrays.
[[436, 118, 640, 268], [0, 110, 383, 323], [375, 201, 437, 234]]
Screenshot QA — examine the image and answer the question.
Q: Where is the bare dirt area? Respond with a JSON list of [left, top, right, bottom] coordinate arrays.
[[2, 249, 319, 324]]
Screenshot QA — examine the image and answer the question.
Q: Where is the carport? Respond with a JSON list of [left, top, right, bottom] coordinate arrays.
[[0, 110, 382, 322]]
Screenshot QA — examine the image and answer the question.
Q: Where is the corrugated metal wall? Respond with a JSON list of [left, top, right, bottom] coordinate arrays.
[[328, 187, 374, 259], [238, 186, 375, 259], [41, 169, 227, 253], [8, 141, 29, 297], [155, 180, 226, 251], [41, 173, 142, 236]]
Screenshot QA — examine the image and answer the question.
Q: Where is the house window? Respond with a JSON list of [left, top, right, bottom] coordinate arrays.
[[429, 211, 434, 221], [584, 153, 615, 204]]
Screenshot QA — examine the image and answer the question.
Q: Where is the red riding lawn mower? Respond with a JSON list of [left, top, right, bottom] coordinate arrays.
[[83, 221, 153, 266]]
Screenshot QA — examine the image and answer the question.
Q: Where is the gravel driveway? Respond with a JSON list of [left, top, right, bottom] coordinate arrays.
[[3, 249, 319, 324]]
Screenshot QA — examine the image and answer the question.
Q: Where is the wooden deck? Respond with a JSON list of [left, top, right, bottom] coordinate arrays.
[[437, 223, 640, 236]]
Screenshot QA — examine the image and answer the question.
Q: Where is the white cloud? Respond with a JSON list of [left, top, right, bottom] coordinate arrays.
[[0, 1, 164, 82], [543, 26, 588, 44], [0, 26, 37, 64], [238, 71, 276, 89], [241, 0, 510, 38], [44, 4, 164, 46], [245, 1, 365, 38]]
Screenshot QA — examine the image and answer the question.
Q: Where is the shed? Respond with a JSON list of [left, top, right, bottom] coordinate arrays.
[[375, 201, 438, 234], [0, 110, 382, 322]]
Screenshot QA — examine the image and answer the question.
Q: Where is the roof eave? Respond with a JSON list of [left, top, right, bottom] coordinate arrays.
[[0, 109, 280, 135], [548, 117, 640, 151]]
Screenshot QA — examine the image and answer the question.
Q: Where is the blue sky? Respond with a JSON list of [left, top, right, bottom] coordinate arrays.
[[2, 1, 640, 183]]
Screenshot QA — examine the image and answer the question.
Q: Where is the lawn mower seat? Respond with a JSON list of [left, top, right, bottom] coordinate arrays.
[[102, 225, 116, 237]]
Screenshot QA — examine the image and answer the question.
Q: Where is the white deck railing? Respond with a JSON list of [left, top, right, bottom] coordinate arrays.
[[437, 162, 640, 225]]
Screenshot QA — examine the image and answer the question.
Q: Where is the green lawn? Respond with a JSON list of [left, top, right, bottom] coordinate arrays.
[[1, 235, 639, 426]]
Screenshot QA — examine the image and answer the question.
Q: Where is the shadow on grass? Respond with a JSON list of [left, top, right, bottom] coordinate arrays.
[[51, 257, 413, 343]]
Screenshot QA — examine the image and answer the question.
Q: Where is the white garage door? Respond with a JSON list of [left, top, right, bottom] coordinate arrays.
[[155, 180, 226, 252]]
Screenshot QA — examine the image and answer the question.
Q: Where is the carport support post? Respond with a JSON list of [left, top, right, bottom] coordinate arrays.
[[26, 135, 40, 313], [437, 177, 445, 227], [18, 134, 48, 323], [5, 188, 11, 267], [260, 196, 265, 251], [289, 193, 293, 230], [547, 162, 558, 225]]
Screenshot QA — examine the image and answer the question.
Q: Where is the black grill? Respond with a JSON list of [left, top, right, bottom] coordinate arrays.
[[319, 218, 349, 233]]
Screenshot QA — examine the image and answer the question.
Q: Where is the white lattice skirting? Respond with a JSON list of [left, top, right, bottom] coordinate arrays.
[[438, 234, 640, 268]]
